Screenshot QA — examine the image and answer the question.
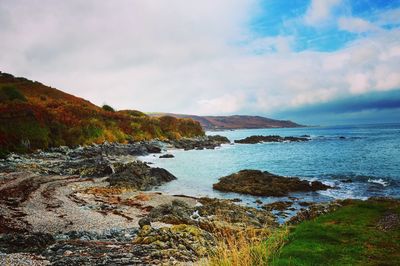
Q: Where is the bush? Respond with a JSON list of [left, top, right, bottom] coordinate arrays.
[[0, 85, 27, 102], [102, 104, 115, 112]]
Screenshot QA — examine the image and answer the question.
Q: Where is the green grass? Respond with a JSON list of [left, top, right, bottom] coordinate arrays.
[[271, 199, 400, 266]]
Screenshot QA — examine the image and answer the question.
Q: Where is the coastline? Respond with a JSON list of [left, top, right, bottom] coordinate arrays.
[[0, 132, 399, 264]]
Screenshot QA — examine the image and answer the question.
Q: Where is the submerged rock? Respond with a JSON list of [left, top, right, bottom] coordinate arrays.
[[213, 170, 331, 197], [159, 154, 174, 158], [234, 135, 309, 144], [107, 161, 177, 190]]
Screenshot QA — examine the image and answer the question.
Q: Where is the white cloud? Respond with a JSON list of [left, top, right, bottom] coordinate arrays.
[[197, 93, 247, 114], [338, 17, 380, 33], [375, 8, 400, 26], [0, 0, 399, 116], [304, 0, 342, 26]]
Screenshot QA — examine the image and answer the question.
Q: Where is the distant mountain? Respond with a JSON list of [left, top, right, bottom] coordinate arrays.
[[148, 113, 303, 130]]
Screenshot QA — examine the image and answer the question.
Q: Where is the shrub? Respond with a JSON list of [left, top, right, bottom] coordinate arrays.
[[0, 85, 27, 102], [121, 110, 147, 117], [206, 227, 289, 266], [102, 104, 115, 112]]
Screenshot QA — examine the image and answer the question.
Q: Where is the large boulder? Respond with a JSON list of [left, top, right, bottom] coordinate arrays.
[[132, 224, 215, 261], [107, 161, 176, 190], [213, 170, 331, 197], [149, 200, 195, 225]]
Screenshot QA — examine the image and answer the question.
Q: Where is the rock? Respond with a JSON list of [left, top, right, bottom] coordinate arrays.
[[144, 144, 162, 153], [207, 135, 230, 143], [0, 232, 55, 253], [197, 197, 277, 229], [168, 135, 230, 151], [234, 135, 309, 144], [149, 200, 194, 225], [287, 201, 343, 225], [298, 201, 312, 207], [213, 170, 332, 197], [159, 154, 174, 158], [262, 201, 293, 211], [79, 160, 113, 177], [132, 224, 215, 261], [138, 217, 151, 228], [107, 161, 176, 190], [255, 199, 263, 205], [341, 179, 353, 183]]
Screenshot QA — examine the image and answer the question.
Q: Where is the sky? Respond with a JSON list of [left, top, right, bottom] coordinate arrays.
[[1, 0, 400, 125]]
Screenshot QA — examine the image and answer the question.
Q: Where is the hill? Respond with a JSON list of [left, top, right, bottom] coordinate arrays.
[[0, 72, 204, 157], [148, 113, 303, 130]]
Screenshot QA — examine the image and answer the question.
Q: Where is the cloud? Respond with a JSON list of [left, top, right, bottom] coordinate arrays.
[[338, 17, 380, 33], [0, 0, 399, 118], [197, 93, 247, 114], [304, 0, 342, 26], [375, 8, 400, 26], [273, 89, 400, 125]]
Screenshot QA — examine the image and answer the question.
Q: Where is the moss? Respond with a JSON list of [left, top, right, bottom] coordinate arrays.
[[171, 224, 202, 237]]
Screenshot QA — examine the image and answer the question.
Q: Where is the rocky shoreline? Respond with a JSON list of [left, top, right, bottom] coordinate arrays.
[[0, 136, 381, 265]]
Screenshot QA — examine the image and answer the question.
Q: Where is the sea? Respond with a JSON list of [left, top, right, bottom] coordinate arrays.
[[141, 123, 400, 207]]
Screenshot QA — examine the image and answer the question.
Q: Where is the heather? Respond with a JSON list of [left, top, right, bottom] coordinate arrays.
[[0, 72, 204, 157]]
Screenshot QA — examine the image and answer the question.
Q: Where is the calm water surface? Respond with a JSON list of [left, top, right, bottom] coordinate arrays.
[[141, 124, 400, 206]]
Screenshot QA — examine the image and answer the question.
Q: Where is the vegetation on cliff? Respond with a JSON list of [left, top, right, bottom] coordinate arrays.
[[0, 72, 204, 157]]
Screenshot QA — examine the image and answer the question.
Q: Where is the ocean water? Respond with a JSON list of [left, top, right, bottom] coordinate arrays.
[[141, 124, 400, 206]]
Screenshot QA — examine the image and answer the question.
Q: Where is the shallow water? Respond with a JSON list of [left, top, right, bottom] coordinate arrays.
[[141, 123, 400, 206]]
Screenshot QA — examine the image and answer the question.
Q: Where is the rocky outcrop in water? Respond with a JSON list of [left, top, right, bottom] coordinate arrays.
[[234, 135, 309, 144], [167, 135, 230, 150], [159, 154, 174, 158], [213, 170, 331, 197]]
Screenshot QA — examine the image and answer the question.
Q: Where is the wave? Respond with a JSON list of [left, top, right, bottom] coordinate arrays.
[[368, 178, 389, 187]]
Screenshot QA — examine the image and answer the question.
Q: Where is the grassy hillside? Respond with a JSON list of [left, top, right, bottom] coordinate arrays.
[[0, 72, 204, 157], [206, 198, 400, 266], [271, 199, 400, 265]]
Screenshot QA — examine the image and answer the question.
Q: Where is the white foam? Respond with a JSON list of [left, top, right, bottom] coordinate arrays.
[[368, 178, 389, 187]]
